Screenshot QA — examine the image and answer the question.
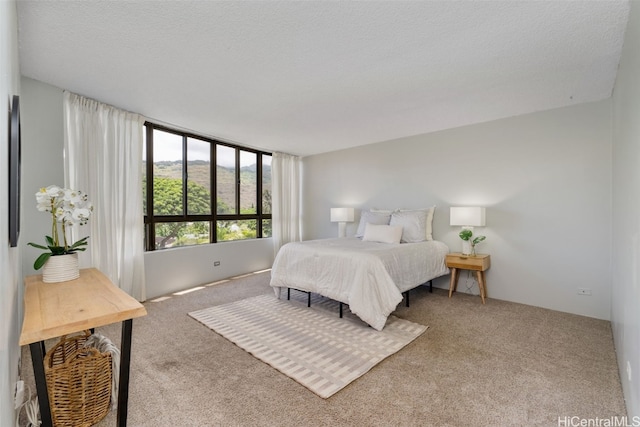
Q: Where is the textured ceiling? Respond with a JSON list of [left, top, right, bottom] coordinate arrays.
[[17, 1, 630, 157]]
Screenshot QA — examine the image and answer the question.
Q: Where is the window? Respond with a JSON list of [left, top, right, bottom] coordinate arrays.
[[143, 123, 272, 251]]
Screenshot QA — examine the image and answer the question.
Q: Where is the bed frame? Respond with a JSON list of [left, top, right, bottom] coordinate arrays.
[[286, 279, 433, 319]]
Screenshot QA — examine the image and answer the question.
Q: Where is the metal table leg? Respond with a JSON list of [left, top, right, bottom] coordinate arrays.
[[117, 319, 133, 427], [29, 341, 53, 427]]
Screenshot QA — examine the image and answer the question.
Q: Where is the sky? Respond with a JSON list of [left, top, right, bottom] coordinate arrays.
[[145, 128, 270, 168]]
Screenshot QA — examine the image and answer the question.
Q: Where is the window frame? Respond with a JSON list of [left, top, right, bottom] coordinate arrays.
[[144, 122, 272, 251]]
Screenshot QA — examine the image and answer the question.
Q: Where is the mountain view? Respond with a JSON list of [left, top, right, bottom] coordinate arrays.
[[148, 160, 271, 212]]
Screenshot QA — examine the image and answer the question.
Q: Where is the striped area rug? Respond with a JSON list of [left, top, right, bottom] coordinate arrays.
[[188, 293, 428, 398]]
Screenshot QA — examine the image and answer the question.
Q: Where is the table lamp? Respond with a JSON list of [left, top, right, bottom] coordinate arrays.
[[450, 207, 486, 255], [331, 207, 355, 238]]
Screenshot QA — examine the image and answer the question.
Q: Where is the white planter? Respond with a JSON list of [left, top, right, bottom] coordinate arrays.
[[42, 253, 80, 283]]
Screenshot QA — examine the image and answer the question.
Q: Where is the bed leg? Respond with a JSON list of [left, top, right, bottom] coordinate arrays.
[[405, 291, 410, 307], [429, 280, 433, 293], [308, 292, 311, 307], [287, 288, 290, 300], [339, 302, 343, 318]]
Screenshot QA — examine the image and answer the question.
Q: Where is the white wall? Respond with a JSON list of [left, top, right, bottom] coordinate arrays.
[[612, 0, 640, 418], [19, 78, 275, 300], [0, 1, 22, 426], [303, 99, 612, 320], [20, 77, 65, 277], [144, 238, 273, 299]]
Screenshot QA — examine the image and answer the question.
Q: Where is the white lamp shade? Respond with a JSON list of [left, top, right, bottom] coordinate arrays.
[[450, 207, 486, 227], [331, 207, 355, 223]]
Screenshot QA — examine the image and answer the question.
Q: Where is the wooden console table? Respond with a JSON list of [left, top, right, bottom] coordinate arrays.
[[19, 268, 147, 427]]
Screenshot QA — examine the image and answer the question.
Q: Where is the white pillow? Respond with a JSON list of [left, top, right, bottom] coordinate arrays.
[[390, 210, 428, 243], [399, 206, 436, 240], [370, 208, 394, 214], [362, 223, 403, 244], [355, 210, 392, 237]]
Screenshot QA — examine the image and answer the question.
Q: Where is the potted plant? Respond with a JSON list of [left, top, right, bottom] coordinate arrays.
[[458, 229, 486, 256], [28, 185, 93, 282]]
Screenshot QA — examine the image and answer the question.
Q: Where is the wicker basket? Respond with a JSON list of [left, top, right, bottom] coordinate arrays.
[[44, 331, 113, 427]]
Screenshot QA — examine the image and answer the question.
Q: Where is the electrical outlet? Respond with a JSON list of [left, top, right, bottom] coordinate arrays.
[[214, 261, 221, 267], [14, 380, 24, 409], [577, 288, 592, 296]]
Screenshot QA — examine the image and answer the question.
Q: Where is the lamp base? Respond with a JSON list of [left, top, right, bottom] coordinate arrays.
[[338, 222, 347, 238], [461, 240, 472, 256], [459, 226, 474, 255]]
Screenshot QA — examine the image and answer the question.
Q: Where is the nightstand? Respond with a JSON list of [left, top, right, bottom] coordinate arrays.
[[446, 253, 491, 303]]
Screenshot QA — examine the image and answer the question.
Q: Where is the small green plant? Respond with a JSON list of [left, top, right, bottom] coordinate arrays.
[[459, 229, 486, 255]]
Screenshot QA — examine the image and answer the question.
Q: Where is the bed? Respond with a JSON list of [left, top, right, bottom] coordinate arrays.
[[270, 236, 450, 331]]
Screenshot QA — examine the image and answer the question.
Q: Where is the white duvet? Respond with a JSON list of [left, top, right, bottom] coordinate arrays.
[[270, 237, 450, 331]]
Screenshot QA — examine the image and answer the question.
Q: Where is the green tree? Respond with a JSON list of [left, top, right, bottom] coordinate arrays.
[[262, 219, 272, 238], [152, 177, 183, 216], [261, 189, 272, 237], [262, 189, 272, 214], [152, 177, 212, 248]]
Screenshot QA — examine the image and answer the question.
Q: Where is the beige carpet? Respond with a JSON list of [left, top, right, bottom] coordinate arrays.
[[18, 270, 627, 426], [189, 294, 427, 398]]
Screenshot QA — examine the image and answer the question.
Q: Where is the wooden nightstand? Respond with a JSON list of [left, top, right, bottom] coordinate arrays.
[[446, 253, 491, 304]]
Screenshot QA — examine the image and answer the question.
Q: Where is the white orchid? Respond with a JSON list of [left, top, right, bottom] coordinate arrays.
[[63, 188, 82, 203], [28, 185, 94, 270], [72, 207, 92, 224], [44, 185, 61, 197]]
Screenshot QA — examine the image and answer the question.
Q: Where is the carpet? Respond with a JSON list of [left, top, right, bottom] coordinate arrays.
[[188, 293, 428, 398]]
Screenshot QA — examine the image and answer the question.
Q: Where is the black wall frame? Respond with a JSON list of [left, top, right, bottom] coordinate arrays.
[[9, 95, 21, 247]]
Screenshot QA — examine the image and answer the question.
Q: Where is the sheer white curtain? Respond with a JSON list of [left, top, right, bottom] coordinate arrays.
[[63, 91, 146, 300], [272, 152, 301, 254]]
